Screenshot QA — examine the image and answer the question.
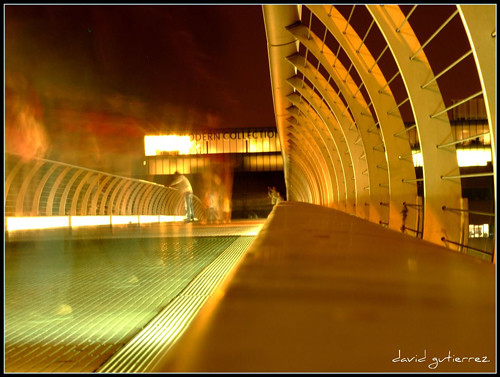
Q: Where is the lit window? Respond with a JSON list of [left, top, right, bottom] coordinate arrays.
[[144, 135, 194, 156], [412, 149, 491, 167], [456, 148, 491, 167], [469, 223, 490, 238]]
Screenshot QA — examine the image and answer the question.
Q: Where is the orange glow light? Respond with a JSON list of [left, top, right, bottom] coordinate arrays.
[[5, 215, 186, 232], [6, 216, 69, 231], [144, 135, 194, 156]]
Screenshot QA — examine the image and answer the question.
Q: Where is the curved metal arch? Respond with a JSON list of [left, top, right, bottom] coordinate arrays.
[[80, 174, 101, 216], [287, 155, 316, 203], [287, 110, 345, 208], [287, 108, 341, 206], [164, 190, 180, 214], [287, 76, 354, 203], [286, 118, 339, 207], [69, 171, 95, 215], [287, 73, 367, 216], [458, 5, 496, 157], [32, 164, 60, 216], [4, 154, 190, 220], [367, 4, 463, 248], [158, 189, 171, 215], [4, 156, 24, 206], [286, 52, 370, 217], [289, 11, 389, 223], [159, 189, 177, 216], [288, 135, 327, 206], [287, 137, 323, 204], [38, 164, 66, 216], [148, 186, 166, 215], [262, 4, 301, 198], [287, 126, 333, 206], [59, 169, 85, 215], [22, 162, 53, 216], [306, 5, 415, 230], [99, 177, 122, 215], [113, 179, 135, 215], [264, 5, 478, 249], [91, 175, 112, 215], [137, 185, 155, 215], [287, 140, 320, 203], [131, 184, 150, 214], [161, 189, 179, 215], [16, 160, 45, 215], [108, 179, 131, 215], [142, 186, 162, 215], [46, 166, 72, 216], [458, 5, 496, 261], [172, 189, 188, 216], [123, 181, 143, 215], [145, 185, 159, 215], [288, 168, 312, 203], [288, 94, 353, 212]]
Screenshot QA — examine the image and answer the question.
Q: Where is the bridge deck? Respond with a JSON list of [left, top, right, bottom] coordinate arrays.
[[4, 220, 263, 373], [152, 202, 495, 373]]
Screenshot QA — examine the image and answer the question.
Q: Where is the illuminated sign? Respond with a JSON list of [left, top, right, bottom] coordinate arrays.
[[145, 128, 281, 156], [144, 135, 193, 156], [189, 130, 277, 141]]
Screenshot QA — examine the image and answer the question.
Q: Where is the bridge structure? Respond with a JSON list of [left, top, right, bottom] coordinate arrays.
[[263, 4, 495, 258], [4, 4, 496, 373], [4, 153, 205, 229]]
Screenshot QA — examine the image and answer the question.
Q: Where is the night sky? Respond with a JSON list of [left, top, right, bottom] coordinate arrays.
[[4, 4, 479, 177], [5, 4, 275, 175]]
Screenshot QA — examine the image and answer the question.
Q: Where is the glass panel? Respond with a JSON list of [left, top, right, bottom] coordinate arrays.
[[183, 158, 190, 174], [162, 158, 169, 175]]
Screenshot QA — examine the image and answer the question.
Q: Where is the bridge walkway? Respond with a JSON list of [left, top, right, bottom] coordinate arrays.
[[4, 219, 264, 373], [152, 202, 495, 373]]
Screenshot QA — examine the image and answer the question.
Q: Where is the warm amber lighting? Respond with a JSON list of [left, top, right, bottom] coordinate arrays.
[[111, 216, 140, 225], [6, 216, 69, 231], [145, 135, 194, 156], [456, 148, 492, 167], [5, 215, 186, 232], [242, 223, 264, 236], [469, 223, 490, 238], [72, 216, 111, 227], [412, 151, 423, 167], [159, 215, 185, 222], [412, 149, 491, 168], [139, 215, 162, 223], [145, 130, 280, 156]]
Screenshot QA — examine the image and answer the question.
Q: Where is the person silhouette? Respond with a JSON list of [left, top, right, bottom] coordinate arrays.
[[169, 171, 195, 222]]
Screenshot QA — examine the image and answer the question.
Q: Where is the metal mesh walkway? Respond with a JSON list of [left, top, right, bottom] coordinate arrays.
[[4, 220, 263, 373]]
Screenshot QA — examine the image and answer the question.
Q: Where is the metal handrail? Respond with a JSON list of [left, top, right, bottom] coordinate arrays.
[[5, 153, 199, 219]]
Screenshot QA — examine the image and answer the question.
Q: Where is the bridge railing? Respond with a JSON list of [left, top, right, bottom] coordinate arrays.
[[4, 153, 203, 229]]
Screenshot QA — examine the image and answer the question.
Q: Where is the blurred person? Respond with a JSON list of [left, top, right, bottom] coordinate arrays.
[[222, 195, 232, 224], [268, 186, 276, 205], [275, 191, 283, 205], [169, 171, 195, 222], [207, 190, 220, 224], [268, 186, 283, 207], [201, 191, 210, 224], [268, 186, 278, 205]]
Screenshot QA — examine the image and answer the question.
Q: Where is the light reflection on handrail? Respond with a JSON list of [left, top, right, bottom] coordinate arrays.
[[5, 215, 187, 232]]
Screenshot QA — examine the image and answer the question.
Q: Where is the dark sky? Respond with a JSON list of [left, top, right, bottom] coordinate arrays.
[[4, 4, 479, 177], [4, 4, 275, 175]]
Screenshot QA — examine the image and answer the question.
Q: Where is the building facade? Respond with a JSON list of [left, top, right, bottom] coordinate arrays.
[[142, 128, 286, 220]]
